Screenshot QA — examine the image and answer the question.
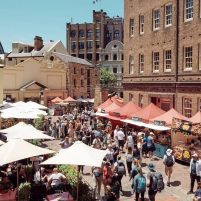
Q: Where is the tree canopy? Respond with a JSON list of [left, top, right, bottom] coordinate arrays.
[[100, 67, 117, 87]]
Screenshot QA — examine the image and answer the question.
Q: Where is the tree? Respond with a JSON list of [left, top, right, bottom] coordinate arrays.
[[100, 68, 117, 87]]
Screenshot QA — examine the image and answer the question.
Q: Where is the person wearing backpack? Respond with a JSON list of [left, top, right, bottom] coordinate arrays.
[[163, 149, 175, 186], [114, 156, 126, 195], [133, 167, 146, 201], [147, 163, 165, 201]]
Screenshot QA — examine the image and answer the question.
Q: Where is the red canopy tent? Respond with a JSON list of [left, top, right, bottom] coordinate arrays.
[[64, 96, 77, 102], [104, 102, 121, 113], [97, 97, 124, 110], [128, 103, 166, 121], [150, 108, 189, 125], [107, 101, 141, 120], [189, 111, 201, 124], [51, 97, 63, 103]]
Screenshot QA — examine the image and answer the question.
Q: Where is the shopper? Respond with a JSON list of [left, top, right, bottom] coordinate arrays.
[[125, 147, 133, 175], [163, 149, 175, 186]]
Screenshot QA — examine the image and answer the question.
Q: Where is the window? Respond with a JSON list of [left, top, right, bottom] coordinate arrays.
[[74, 67, 76, 74], [71, 42, 76, 50], [185, 47, 193, 70], [153, 52, 160, 72], [81, 80, 84, 87], [96, 53, 99, 61], [198, 98, 201, 112], [129, 56, 134, 74], [121, 54, 124, 60], [113, 68, 117, 73], [79, 30, 85, 38], [183, 97, 192, 118], [74, 79, 77, 87], [87, 30, 93, 38], [70, 30, 76, 38], [8, 58, 12, 61], [165, 4, 173, 26], [78, 42, 84, 49], [139, 94, 144, 107], [113, 54, 117, 61], [130, 19, 134, 37], [87, 41, 93, 49], [185, 0, 194, 21], [129, 94, 134, 101], [96, 41, 100, 48], [105, 54, 109, 60], [78, 54, 84, 59], [87, 54, 92, 61], [96, 29, 100, 38], [153, 9, 160, 30], [139, 54, 144, 73], [106, 31, 112, 39], [114, 30, 120, 38], [165, 50, 172, 71], [140, 15, 144, 34], [81, 68, 84, 75]]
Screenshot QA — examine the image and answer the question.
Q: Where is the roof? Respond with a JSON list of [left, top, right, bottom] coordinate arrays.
[[51, 97, 63, 103], [7, 40, 61, 58], [0, 42, 4, 54], [104, 102, 121, 113], [19, 81, 48, 91], [129, 103, 166, 121], [64, 96, 77, 102], [151, 108, 189, 125], [189, 112, 201, 124], [53, 52, 93, 66], [109, 101, 141, 118]]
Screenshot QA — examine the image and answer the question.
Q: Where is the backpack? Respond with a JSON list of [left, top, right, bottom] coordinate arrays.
[[150, 172, 165, 192], [165, 155, 174, 167], [117, 161, 126, 176], [136, 176, 146, 192]]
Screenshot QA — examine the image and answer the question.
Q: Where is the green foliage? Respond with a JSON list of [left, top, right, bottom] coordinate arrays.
[[34, 115, 44, 130], [100, 67, 117, 87], [18, 182, 31, 201]]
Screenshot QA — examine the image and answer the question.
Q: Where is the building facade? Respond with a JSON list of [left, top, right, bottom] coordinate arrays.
[[3, 37, 98, 105], [100, 40, 124, 96], [66, 10, 124, 64], [0, 42, 5, 104], [124, 0, 201, 117]]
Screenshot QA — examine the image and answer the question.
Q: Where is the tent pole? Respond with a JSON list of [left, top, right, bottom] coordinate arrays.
[[77, 166, 79, 201]]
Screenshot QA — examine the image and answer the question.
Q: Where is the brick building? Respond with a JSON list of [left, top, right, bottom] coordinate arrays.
[[66, 10, 124, 64], [124, 0, 201, 117]]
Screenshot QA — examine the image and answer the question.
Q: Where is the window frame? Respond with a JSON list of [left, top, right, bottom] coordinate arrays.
[[130, 18, 134, 37], [183, 97, 192, 118], [139, 54, 144, 73], [153, 9, 160, 31], [164, 50, 172, 72], [184, 46, 193, 71], [165, 4, 173, 27], [153, 52, 160, 73], [129, 55, 134, 74], [184, 0, 194, 22], [140, 15, 145, 35]]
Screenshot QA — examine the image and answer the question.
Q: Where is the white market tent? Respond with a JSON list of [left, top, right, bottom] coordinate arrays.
[[1, 106, 47, 119], [0, 139, 55, 166], [121, 119, 170, 131], [0, 140, 5, 145], [41, 141, 108, 167], [26, 101, 48, 110], [0, 122, 54, 140]]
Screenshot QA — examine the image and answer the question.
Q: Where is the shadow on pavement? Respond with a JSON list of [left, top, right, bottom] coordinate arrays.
[[170, 180, 181, 187], [122, 190, 132, 197]]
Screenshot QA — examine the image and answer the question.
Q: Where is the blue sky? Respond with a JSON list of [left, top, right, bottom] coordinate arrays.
[[0, 0, 123, 52]]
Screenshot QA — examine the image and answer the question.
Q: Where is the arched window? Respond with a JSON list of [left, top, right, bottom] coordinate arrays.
[[79, 30, 85, 38], [105, 54, 109, 61], [114, 30, 120, 38], [113, 54, 117, 61], [87, 30, 93, 38]]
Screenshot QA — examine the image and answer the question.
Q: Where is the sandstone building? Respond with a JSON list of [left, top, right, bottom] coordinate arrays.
[[123, 0, 201, 117]]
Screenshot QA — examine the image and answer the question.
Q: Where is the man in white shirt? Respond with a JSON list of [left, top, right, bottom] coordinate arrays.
[[117, 128, 125, 150], [114, 125, 120, 147]]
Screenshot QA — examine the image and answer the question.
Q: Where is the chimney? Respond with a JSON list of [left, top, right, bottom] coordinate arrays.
[[34, 36, 43, 51]]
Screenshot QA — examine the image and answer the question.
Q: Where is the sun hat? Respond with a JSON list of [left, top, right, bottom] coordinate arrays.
[[148, 163, 156, 171], [166, 149, 173, 156]]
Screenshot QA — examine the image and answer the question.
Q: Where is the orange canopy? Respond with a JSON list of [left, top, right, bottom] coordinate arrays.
[[64, 96, 77, 102], [150, 108, 189, 125], [97, 97, 124, 110], [189, 111, 201, 124], [128, 103, 165, 121], [51, 97, 63, 103], [104, 102, 121, 113], [109, 101, 141, 119]]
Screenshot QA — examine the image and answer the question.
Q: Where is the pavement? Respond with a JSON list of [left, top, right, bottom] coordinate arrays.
[[44, 140, 195, 201]]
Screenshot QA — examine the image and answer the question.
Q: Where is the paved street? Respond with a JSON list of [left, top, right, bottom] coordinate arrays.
[[44, 140, 195, 201]]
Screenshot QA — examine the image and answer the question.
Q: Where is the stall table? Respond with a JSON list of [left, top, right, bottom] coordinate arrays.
[[46, 192, 74, 201]]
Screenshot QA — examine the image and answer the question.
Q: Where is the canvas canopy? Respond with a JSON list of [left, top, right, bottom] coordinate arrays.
[[104, 102, 121, 113], [0, 139, 54, 166], [64, 97, 77, 102], [41, 141, 108, 167], [189, 112, 201, 124], [129, 103, 165, 121], [0, 122, 54, 140], [108, 101, 141, 119], [12, 101, 26, 107], [150, 108, 189, 125], [97, 98, 113, 110], [26, 101, 48, 110], [76, 98, 88, 103], [51, 97, 63, 103], [1, 107, 47, 119]]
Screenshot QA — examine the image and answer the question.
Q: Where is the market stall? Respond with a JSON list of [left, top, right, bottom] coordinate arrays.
[[172, 118, 201, 163]]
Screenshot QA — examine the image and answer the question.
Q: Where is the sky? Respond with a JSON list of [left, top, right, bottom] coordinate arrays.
[[0, 0, 124, 52]]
